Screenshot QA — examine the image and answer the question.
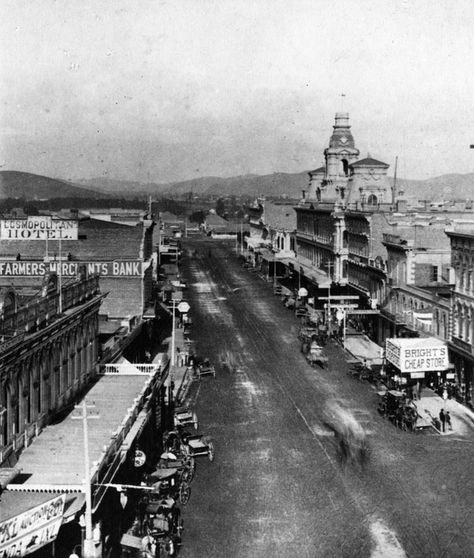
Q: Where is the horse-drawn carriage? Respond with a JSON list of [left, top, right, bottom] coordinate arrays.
[[121, 491, 183, 557], [377, 390, 418, 431], [299, 327, 328, 368], [174, 406, 198, 430], [164, 427, 215, 463]]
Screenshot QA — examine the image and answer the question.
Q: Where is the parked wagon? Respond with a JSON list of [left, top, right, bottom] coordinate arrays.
[[377, 390, 419, 431], [195, 358, 216, 378], [121, 494, 183, 557], [174, 406, 198, 430]]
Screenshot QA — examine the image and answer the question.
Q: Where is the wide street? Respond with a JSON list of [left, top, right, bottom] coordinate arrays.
[[176, 238, 474, 558]]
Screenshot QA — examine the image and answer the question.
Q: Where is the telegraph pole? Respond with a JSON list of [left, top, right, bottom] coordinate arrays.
[[71, 400, 100, 558]]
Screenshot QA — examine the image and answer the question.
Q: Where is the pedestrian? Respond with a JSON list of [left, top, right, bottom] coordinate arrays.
[[439, 408, 446, 432], [446, 411, 452, 431]]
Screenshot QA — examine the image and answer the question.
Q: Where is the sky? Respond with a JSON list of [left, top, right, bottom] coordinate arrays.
[[1, 0, 473, 184]]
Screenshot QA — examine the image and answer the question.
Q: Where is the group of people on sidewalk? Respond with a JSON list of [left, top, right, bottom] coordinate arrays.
[[438, 408, 453, 433]]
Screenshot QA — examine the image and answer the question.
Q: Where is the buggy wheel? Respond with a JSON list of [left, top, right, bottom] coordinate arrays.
[[179, 483, 191, 505], [176, 518, 184, 538], [158, 537, 175, 557], [207, 441, 215, 462], [182, 457, 195, 483]]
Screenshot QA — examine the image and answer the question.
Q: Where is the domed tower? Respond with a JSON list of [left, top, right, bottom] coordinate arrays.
[[320, 113, 360, 202]]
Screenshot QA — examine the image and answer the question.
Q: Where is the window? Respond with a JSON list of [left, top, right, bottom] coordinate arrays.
[[431, 266, 438, 282], [367, 194, 378, 206]]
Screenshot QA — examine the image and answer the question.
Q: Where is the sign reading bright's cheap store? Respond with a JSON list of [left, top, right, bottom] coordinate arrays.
[[0, 260, 149, 277], [386, 337, 449, 373]]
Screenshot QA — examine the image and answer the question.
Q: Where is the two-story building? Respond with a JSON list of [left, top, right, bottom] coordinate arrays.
[[0, 269, 104, 465], [381, 225, 453, 343]]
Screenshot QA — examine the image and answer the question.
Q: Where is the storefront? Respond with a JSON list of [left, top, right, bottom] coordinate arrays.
[[384, 337, 455, 393]]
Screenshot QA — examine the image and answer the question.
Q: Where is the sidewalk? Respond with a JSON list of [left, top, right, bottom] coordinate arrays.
[[416, 388, 474, 436], [154, 325, 194, 404]]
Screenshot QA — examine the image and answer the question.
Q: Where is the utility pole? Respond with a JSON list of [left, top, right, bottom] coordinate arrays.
[[171, 298, 176, 367], [58, 228, 63, 314], [325, 261, 335, 335], [71, 400, 100, 558], [392, 155, 398, 207]]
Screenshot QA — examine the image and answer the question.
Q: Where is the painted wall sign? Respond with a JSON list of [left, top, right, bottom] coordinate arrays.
[[0, 218, 78, 240], [0, 260, 147, 277], [0, 494, 66, 557], [386, 338, 449, 373]]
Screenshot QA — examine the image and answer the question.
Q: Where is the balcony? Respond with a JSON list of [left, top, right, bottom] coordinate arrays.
[[380, 308, 407, 325], [451, 336, 473, 355]]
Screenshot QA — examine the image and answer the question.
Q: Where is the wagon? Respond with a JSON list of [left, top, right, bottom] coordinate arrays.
[[146, 466, 192, 505], [195, 358, 216, 378], [174, 406, 198, 430], [305, 342, 328, 368], [121, 494, 183, 557], [183, 433, 215, 462]]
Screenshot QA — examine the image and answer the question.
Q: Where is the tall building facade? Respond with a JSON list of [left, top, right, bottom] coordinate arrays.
[[295, 112, 393, 338]]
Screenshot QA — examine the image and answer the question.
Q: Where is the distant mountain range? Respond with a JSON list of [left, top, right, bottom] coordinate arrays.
[[0, 170, 106, 199], [79, 171, 474, 200], [1, 169, 474, 201]]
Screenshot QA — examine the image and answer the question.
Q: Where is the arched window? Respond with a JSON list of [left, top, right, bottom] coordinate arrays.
[[341, 159, 349, 176], [367, 194, 378, 206]]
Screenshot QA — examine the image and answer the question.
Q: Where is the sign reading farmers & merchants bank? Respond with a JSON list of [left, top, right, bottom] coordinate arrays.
[[0, 494, 65, 557], [386, 337, 449, 374], [0, 217, 78, 240], [0, 260, 149, 277]]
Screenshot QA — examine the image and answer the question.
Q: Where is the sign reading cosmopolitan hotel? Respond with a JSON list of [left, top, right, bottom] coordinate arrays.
[[0, 217, 78, 240], [386, 337, 449, 374]]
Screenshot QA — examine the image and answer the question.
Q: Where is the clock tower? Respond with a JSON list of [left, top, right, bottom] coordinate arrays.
[[320, 112, 360, 202]]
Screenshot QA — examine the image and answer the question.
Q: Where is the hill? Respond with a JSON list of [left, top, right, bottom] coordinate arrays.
[[162, 172, 474, 201], [0, 171, 104, 199], [7, 169, 474, 201]]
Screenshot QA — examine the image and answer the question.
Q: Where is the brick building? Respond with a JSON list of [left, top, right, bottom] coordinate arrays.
[[0, 270, 104, 465], [0, 213, 156, 362], [381, 224, 453, 342]]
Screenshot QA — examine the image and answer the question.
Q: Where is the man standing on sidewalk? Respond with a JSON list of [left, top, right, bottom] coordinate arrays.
[[446, 411, 452, 431], [439, 408, 446, 432]]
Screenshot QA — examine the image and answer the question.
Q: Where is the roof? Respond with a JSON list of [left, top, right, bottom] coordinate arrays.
[[205, 214, 229, 227], [100, 277, 142, 318], [309, 166, 325, 175], [0, 218, 147, 260], [159, 212, 183, 223], [350, 157, 389, 168], [387, 336, 446, 349], [263, 202, 296, 230], [11, 374, 153, 487]]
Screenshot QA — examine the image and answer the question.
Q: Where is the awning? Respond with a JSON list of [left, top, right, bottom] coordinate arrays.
[[0, 467, 21, 490], [260, 249, 276, 262]]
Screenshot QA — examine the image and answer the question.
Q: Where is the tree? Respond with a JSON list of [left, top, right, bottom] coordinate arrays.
[[216, 198, 226, 217]]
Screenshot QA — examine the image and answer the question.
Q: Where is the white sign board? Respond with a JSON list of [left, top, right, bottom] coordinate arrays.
[[0, 218, 78, 240], [0, 494, 66, 556], [386, 337, 449, 373]]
